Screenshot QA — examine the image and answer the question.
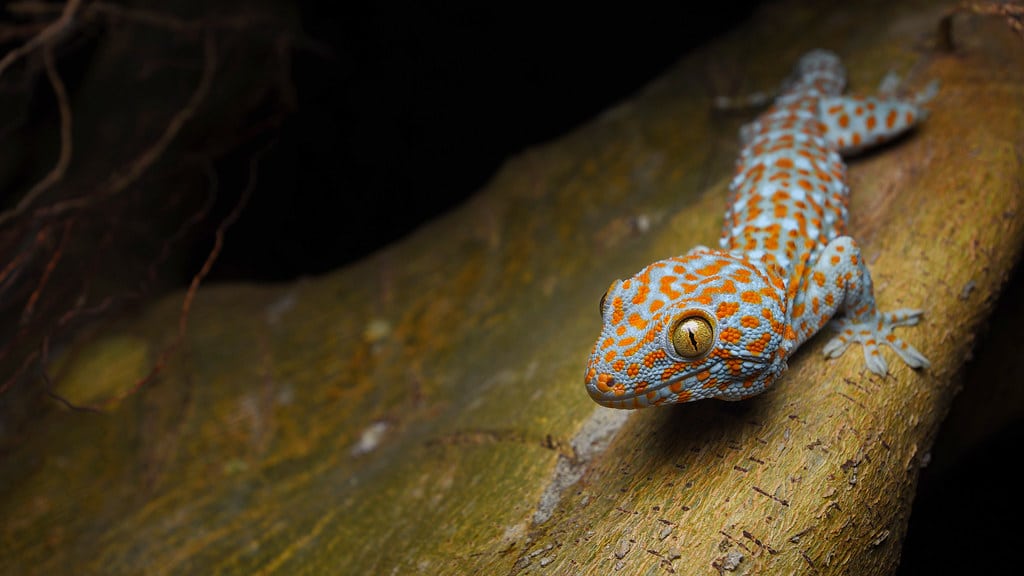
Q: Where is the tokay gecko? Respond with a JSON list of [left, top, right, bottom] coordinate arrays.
[[585, 50, 936, 409]]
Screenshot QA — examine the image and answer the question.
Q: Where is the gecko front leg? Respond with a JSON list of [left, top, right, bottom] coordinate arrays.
[[790, 236, 930, 375]]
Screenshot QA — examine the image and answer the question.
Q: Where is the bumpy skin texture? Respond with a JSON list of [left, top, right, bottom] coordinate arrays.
[[585, 50, 934, 409]]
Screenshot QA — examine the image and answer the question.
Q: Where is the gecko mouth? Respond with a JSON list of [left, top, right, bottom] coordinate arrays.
[[588, 352, 771, 402]]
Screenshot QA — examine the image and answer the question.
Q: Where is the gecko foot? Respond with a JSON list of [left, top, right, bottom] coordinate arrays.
[[822, 309, 930, 376]]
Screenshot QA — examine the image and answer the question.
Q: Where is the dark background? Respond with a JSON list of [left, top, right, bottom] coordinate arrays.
[[204, 3, 761, 281]]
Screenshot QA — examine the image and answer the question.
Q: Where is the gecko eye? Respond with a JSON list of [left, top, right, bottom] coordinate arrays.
[[599, 280, 620, 317], [671, 315, 715, 358]]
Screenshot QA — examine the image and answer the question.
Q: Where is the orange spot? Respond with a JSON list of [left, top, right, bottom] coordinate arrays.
[[604, 350, 617, 362], [886, 109, 898, 129], [696, 370, 711, 381], [772, 317, 787, 335], [627, 363, 640, 377], [613, 382, 626, 396], [726, 358, 744, 374], [613, 359, 626, 372], [905, 110, 915, 125], [632, 283, 650, 305], [830, 255, 841, 265], [827, 104, 843, 114], [628, 313, 648, 331], [643, 349, 667, 368], [813, 271, 826, 287], [661, 363, 686, 381], [791, 303, 805, 318], [659, 276, 681, 299], [838, 114, 850, 128], [611, 297, 624, 324], [697, 262, 724, 276], [852, 132, 862, 147], [717, 301, 740, 319], [720, 327, 743, 344], [596, 373, 614, 392], [740, 315, 760, 328], [741, 291, 762, 304], [649, 299, 664, 314], [824, 292, 834, 307], [616, 325, 627, 336], [618, 337, 636, 347], [675, 390, 693, 403]]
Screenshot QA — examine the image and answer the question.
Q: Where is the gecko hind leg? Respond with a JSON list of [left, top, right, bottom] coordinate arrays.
[[876, 71, 903, 97]]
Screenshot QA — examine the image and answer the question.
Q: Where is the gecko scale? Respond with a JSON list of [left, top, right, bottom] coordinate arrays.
[[585, 50, 934, 409]]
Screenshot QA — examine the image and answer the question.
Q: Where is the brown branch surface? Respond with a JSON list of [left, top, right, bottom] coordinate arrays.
[[0, 1, 1023, 575]]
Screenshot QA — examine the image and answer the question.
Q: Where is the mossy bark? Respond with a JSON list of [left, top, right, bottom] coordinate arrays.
[[2, 1, 1023, 575]]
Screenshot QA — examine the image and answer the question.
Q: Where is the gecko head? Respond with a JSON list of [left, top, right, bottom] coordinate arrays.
[[584, 249, 792, 409]]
